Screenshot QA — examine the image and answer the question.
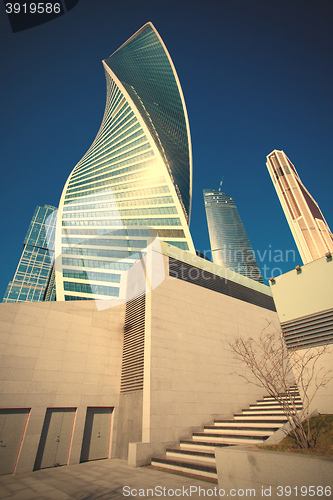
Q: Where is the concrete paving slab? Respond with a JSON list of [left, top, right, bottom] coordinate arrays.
[[30, 483, 57, 493], [0, 487, 11, 499], [42, 491, 73, 500], [3, 489, 37, 500], [0, 459, 219, 499], [4, 483, 29, 493]]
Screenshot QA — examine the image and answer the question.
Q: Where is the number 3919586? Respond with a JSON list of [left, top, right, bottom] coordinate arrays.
[[5, 3, 61, 14], [277, 485, 331, 496]]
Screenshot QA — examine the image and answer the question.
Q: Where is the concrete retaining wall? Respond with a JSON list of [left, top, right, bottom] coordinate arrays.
[[216, 446, 333, 499]]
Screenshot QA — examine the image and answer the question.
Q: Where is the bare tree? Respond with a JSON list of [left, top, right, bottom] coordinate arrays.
[[228, 322, 332, 449]]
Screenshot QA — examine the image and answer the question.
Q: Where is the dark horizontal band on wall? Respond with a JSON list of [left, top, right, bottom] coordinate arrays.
[[168, 258, 276, 312], [281, 308, 333, 349]]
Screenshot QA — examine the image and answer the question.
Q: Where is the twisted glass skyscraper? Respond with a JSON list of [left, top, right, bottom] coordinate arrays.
[[204, 188, 264, 283], [55, 23, 195, 301]]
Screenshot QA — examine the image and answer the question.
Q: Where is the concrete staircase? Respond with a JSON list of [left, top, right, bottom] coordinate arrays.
[[150, 389, 303, 482]]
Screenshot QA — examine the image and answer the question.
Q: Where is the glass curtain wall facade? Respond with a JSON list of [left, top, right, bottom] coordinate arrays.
[[55, 23, 195, 301], [3, 205, 57, 302], [266, 150, 333, 264], [203, 189, 264, 283]]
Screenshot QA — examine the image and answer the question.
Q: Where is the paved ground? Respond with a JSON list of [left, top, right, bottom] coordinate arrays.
[[0, 460, 219, 500]]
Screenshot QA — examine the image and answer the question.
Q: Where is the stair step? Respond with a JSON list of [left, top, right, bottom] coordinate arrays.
[[166, 448, 215, 463], [214, 420, 284, 427], [192, 433, 267, 444], [249, 401, 302, 410], [275, 390, 299, 395], [234, 414, 288, 420], [241, 407, 292, 412], [150, 457, 217, 480], [262, 392, 300, 398], [204, 426, 277, 435], [179, 440, 231, 452], [238, 410, 289, 415], [258, 398, 302, 404]]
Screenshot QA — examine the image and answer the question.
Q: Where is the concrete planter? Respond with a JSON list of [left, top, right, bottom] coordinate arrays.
[[216, 446, 333, 499]]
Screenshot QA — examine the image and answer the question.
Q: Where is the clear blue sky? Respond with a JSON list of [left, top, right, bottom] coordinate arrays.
[[1, 0, 332, 296]]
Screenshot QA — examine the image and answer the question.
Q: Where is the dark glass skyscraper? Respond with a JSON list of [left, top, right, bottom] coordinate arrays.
[[55, 23, 195, 301], [203, 188, 263, 283], [3, 205, 57, 302]]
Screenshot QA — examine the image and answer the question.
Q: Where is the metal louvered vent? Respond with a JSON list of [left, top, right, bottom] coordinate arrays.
[[169, 258, 276, 311], [282, 308, 333, 349], [120, 293, 146, 393]]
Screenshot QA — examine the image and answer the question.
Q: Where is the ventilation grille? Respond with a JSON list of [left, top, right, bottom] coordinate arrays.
[[120, 293, 146, 393], [282, 308, 333, 349], [169, 258, 276, 311]]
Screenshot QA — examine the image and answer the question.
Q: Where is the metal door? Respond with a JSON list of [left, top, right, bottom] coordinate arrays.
[[34, 408, 75, 470], [80, 407, 112, 462], [0, 409, 30, 475]]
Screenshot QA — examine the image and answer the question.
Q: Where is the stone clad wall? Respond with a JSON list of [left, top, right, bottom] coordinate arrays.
[[146, 263, 280, 455], [298, 349, 333, 415], [0, 300, 125, 474]]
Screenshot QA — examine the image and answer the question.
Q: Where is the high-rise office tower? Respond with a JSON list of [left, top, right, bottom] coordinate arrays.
[[266, 150, 333, 264], [203, 187, 264, 283], [55, 23, 195, 301], [3, 205, 57, 302]]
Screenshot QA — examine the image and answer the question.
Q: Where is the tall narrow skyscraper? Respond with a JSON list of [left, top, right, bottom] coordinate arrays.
[[266, 150, 333, 264], [3, 205, 57, 302], [55, 23, 195, 301], [203, 187, 264, 283]]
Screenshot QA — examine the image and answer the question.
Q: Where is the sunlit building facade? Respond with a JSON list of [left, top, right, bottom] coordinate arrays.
[[3, 205, 57, 303], [203, 188, 264, 283], [266, 150, 333, 264], [55, 23, 195, 301]]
